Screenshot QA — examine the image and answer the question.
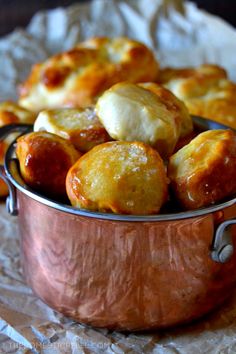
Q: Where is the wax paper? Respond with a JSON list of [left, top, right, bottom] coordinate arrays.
[[1, 0, 236, 352]]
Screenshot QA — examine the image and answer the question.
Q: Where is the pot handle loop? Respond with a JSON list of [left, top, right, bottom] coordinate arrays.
[[0, 123, 33, 216], [211, 219, 236, 263], [0, 165, 18, 215]]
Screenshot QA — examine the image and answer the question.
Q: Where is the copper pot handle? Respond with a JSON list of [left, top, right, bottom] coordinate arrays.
[[0, 124, 33, 215], [211, 219, 236, 263], [0, 165, 18, 215]]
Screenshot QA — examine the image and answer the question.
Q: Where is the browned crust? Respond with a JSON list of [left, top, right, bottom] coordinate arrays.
[[66, 141, 168, 215], [69, 126, 111, 152], [19, 37, 159, 110], [158, 64, 236, 129], [168, 130, 236, 209], [16, 132, 80, 198], [158, 64, 227, 87]]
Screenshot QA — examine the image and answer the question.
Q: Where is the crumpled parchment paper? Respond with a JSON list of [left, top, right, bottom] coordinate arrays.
[[1, 0, 236, 353], [1, 0, 236, 102]]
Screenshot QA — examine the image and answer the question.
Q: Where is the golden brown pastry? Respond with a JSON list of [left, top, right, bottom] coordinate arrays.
[[16, 132, 81, 198], [34, 107, 110, 152], [159, 64, 236, 129], [0, 101, 36, 125], [19, 37, 159, 112], [168, 129, 236, 210], [159, 64, 227, 92], [96, 82, 184, 159], [66, 141, 168, 215], [138, 82, 193, 138], [0, 101, 36, 197]]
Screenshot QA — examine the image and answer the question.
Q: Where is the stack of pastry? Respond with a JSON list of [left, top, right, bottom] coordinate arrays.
[[0, 36, 235, 214], [16, 80, 236, 215], [0, 36, 159, 197]]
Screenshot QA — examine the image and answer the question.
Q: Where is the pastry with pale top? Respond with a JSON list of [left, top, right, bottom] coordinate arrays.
[[159, 64, 236, 129], [34, 107, 110, 152], [16, 132, 81, 198], [168, 129, 236, 210], [96, 82, 186, 158], [19, 37, 159, 112], [66, 141, 168, 215], [138, 82, 193, 138]]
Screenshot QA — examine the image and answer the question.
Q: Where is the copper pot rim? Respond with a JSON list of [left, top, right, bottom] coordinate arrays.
[[1, 116, 235, 222], [4, 142, 236, 223]]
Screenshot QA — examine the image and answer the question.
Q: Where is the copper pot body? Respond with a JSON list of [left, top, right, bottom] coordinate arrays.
[[17, 190, 236, 331]]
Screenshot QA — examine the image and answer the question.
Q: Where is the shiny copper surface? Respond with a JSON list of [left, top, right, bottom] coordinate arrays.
[[17, 190, 236, 331]]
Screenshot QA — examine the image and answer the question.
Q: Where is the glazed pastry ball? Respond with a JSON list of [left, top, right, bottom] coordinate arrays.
[[0, 101, 36, 197], [159, 64, 227, 96], [159, 64, 236, 129], [0, 101, 36, 125], [16, 132, 81, 198], [66, 141, 168, 215], [138, 82, 193, 138], [34, 107, 110, 152], [96, 82, 183, 159], [168, 129, 236, 210], [19, 37, 159, 112]]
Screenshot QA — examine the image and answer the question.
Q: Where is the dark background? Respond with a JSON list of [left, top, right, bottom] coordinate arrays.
[[0, 0, 235, 37]]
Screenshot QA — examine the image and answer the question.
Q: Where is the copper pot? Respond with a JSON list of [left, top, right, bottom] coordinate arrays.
[[0, 118, 236, 331]]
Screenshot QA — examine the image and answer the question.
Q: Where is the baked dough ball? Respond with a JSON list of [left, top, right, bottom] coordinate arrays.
[[159, 64, 236, 129], [0, 101, 36, 125], [66, 141, 168, 215], [0, 101, 36, 197], [34, 107, 110, 152], [19, 37, 159, 112], [16, 132, 81, 198], [138, 82, 193, 138], [96, 82, 182, 158], [168, 129, 236, 210], [159, 64, 227, 93]]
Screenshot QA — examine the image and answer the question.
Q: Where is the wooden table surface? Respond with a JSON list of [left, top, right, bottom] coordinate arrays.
[[0, 0, 235, 37]]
